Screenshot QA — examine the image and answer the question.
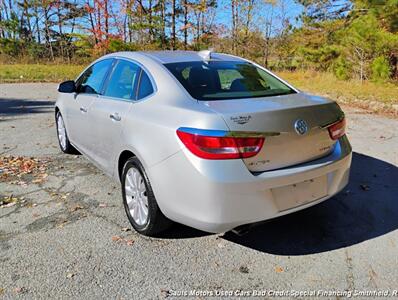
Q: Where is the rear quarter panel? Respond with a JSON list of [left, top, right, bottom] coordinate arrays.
[[116, 96, 230, 173]]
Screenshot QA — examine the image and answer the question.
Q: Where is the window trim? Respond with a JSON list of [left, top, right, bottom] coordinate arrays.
[[134, 69, 143, 100]]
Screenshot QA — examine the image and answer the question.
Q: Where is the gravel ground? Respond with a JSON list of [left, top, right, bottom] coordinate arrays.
[[0, 83, 397, 299]]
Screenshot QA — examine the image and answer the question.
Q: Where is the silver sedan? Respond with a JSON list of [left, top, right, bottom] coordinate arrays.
[[55, 50, 352, 236]]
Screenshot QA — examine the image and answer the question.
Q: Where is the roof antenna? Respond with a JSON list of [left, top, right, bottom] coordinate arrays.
[[198, 48, 214, 61]]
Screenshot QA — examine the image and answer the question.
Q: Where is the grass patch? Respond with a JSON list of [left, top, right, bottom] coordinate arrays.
[[0, 64, 84, 83], [276, 70, 398, 106]]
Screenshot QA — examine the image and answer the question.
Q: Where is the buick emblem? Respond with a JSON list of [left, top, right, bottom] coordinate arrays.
[[294, 119, 308, 135]]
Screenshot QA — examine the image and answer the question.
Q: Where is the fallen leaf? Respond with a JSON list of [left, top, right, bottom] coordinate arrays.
[[21, 161, 32, 172], [275, 266, 284, 273], [125, 239, 134, 246], [70, 204, 83, 212], [0, 156, 50, 185], [14, 287, 25, 294], [160, 288, 170, 297], [2, 202, 16, 208], [56, 220, 68, 228], [112, 235, 122, 242]]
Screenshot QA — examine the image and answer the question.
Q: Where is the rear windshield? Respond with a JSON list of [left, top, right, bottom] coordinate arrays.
[[164, 61, 296, 100]]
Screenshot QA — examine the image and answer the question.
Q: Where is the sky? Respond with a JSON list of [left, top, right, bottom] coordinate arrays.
[[216, 0, 304, 32]]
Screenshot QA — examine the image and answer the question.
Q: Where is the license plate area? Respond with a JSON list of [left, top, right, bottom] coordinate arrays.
[[271, 175, 328, 212]]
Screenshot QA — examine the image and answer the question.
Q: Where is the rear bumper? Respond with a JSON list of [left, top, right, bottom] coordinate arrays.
[[148, 136, 352, 233]]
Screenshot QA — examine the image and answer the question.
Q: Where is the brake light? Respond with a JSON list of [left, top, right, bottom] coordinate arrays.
[[176, 128, 265, 160], [328, 118, 346, 140]]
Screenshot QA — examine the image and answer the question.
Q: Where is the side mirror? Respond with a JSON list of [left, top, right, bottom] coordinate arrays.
[[58, 80, 76, 93]]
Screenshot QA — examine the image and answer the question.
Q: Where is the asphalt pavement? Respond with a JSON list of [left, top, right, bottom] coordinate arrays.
[[0, 83, 397, 299]]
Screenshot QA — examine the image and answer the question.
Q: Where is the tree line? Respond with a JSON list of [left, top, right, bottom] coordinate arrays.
[[0, 0, 397, 82]]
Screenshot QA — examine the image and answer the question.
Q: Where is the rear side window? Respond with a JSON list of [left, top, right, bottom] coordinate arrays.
[[164, 61, 295, 100], [137, 70, 154, 100], [76, 59, 113, 94], [103, 60, 140, 100]]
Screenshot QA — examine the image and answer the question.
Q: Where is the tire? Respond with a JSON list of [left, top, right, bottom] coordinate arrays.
[[55, 111, 79, 154], [121, 157, 171, 236]]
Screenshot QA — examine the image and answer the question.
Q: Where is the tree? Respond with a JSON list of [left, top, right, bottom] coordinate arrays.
[[171, 0, 176, 49], [341, 14, 397, 81]]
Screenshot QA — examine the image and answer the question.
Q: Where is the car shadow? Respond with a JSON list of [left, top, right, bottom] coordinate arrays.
[[222, 152, 398, 255], [0, 98, 54, 117], [158, 222, 211, 239]]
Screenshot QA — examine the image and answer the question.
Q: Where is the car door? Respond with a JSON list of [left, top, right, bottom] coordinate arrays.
[[67, 59, 114, 155], [88, 59, 141, 174]]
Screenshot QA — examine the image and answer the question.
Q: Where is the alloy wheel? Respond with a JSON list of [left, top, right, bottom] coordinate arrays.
[[124, 167, 149, 226], [57, 114, 67, 150]]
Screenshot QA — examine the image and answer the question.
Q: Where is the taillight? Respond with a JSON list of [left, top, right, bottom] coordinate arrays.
[[176, 128, 265, 160], [328, 118, 346, 140]]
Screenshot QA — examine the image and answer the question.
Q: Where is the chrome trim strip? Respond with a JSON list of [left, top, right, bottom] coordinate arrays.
[[98, 95, 135, 103], [177, 127, 280, 137], [177, 127, 228, 137]]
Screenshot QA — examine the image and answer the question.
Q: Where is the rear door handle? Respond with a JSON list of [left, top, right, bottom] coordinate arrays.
[[110, 113, 121, 121], [80, 107, 87, 113]]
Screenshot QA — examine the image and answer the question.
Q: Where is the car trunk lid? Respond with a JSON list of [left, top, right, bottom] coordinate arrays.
[[202, 93, 344, 172]]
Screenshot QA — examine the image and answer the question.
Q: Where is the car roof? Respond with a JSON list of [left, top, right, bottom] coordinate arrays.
[[107, 50, 246, 64]]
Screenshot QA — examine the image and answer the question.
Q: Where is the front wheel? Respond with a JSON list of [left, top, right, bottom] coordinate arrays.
[[122, 157, 171, 236], [55, 111, 78, 154]]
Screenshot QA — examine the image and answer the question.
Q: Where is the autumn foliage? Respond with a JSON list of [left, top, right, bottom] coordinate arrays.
[[0, 0, 397, 81]]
